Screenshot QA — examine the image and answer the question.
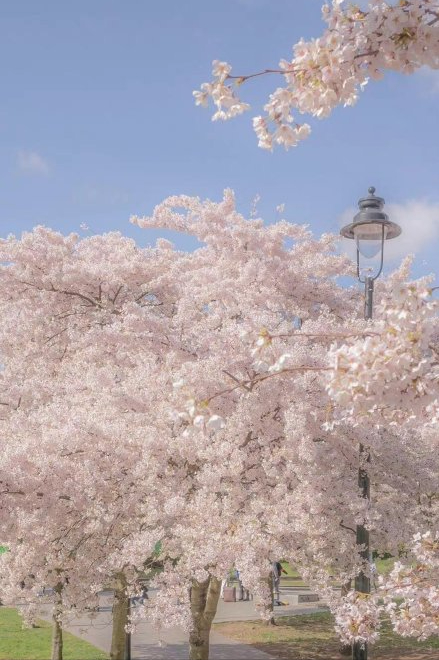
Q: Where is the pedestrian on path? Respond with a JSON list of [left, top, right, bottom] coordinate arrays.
[[272, 561, 287, 606]]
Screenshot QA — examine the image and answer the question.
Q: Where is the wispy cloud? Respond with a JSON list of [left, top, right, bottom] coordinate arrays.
[[17, 150, 50, 176], [72, 184, 130, 207], [339, 199, 439, 264]]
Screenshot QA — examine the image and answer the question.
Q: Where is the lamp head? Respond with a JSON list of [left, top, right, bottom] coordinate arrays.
[[340, 186, 401, 259]]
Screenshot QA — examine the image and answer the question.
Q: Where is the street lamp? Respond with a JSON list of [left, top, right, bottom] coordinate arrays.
[[340, 187, 401, 660], [341, 186, 401, 320]]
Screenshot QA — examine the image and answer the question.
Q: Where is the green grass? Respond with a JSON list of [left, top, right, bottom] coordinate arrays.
[[375, 557, 396, 575], [280, 562, 300, 578], [281, 558, 396, 586], [279, 563, 307, 587], [215, 611, 439, 659], [0, 607, 108, 660]]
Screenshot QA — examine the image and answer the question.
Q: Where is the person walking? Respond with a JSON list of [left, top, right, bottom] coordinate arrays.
[[272, 561, 287, 606]]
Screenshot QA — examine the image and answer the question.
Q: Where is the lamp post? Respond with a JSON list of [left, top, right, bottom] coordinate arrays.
[[125, 597, 132, 660], [340, 187, 401, 660]]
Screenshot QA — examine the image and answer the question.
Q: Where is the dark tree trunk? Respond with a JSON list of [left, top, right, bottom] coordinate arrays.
[[51, 583, 63, 660], [261, 575, 276, 626], [110, 574, 129, 660], [189, 576, 221, 660]]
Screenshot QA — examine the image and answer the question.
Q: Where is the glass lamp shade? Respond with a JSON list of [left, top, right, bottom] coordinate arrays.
[[353, 223, 388, 259]]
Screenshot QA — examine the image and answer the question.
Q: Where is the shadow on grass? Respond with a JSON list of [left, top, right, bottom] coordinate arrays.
[[250, 640, 439, 660]]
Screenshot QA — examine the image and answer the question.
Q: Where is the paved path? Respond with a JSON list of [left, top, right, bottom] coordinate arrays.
[[214, 589, 327, 623], [40, 588, 327, 659]]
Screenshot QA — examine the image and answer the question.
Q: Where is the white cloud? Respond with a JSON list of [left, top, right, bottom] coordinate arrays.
[[339, 199, 439, 265], [17, 150, 50, 176]]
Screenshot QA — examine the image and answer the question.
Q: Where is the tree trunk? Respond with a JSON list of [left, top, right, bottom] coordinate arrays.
[[110, 574, 129, 660], [51, 583, 63, 660], [189, 576, 221, 660], [261, 575, 276, 626]]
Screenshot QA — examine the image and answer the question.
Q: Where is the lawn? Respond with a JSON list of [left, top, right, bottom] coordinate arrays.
[[283, 558, 396, 577], [280, 558, 396, 589], [0, 607, 108, 660], [214, 612, 439, 660], [375, 557, 396, 575], [279, 563, 307, 587]]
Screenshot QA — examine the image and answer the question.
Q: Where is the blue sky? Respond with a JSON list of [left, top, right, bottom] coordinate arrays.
[[1, 0, 438, 280]]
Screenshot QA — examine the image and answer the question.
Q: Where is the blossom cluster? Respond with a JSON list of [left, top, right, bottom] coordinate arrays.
[[327, 281, 439, 425], [333, 531, 439, 645], [195, 1, 439, 149]]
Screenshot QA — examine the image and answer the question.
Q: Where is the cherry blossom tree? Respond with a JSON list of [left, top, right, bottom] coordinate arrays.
[[1, 197, 438, 660], [0, 228, 189, 659], [126, 191, 359, 657], [131, 192, 439, 657], [324, 279, 439, 650], [194, 1, 439, 149], [0, 389, 171, 660]]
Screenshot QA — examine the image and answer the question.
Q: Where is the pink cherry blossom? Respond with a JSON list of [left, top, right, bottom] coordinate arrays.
[[195, 1, 439, 149], [0, 195, 438, 659]]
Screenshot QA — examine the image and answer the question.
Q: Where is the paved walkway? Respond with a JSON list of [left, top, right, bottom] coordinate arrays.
[[40, 588, 327, 659]]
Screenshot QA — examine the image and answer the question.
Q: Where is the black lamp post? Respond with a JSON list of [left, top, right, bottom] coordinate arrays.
[[340, 187, 401, 660], [125, 597, 131, 660], [341, 186, 401, 320]]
